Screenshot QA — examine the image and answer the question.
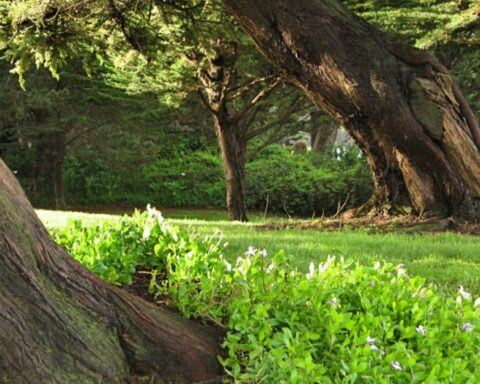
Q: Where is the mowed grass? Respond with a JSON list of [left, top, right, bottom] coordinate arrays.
[[37, 209, 480, 296]]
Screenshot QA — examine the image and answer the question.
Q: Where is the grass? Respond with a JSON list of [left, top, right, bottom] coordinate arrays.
[[37, 208, 480, 296]]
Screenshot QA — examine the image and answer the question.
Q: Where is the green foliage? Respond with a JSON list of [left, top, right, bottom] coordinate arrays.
[[49, 207, 223, 286], [245, 145, 372, 216], [58, 144, 372, 216], [50, 208, 480, 383]]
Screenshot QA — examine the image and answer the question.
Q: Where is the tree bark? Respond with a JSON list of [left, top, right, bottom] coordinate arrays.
[[0, 159, 224, 383], [213, 114, 249, 222], [198, 45, 250, 222], [53, 132, 66, 210], [311, 117, 337, 153], [223, 0, 480, 220]]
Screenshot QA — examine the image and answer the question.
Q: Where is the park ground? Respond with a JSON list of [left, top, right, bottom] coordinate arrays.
[[38, 207, 480, 297]]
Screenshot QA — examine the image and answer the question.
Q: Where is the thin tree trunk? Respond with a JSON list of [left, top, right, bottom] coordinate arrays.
[[0, 159, 224, 383], [214, 114, 249, 222], [53, 132, 66, 210], [223, 0, 480, 220], [311, 123, 337, 153]]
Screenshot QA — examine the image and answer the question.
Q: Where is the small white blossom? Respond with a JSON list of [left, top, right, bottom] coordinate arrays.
[[461, 323, 474, 332], [266, 264, 275, 273], [416, 325, 427, 336], [474, 298, 480, 308], [370, 281, 376, 287], [245, 246, 257, 256], [146, 204, 163, 221], [224, 261, 232, 272], [181, 172, 186, 176], [395, 264, 406, 277], [142, 226, 152, 239], [391, 361, 403, 371], [458, 286, 472, 300], [306, 262, 315, 280], [374, 261, 382, 270], [260, 249, 268, 258], [326, 297, 338, 308], [366, 337, 379, 351]]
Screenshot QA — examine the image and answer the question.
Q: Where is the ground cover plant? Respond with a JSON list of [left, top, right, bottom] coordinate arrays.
[[44, 208, 480, 383]]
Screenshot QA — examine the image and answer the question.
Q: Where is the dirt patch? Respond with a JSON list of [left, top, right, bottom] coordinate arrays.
[[258, 216, 480, 235]]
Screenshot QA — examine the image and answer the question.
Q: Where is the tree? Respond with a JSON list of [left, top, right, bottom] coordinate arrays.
[[222, 0, 480, 220], [0, 159, 224, 382], [102, 3, 315, 221]]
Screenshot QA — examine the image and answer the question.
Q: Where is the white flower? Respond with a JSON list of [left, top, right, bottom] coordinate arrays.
[[474, 298, 480, 308], [260, 249, 268, 258], [366, 336, 378, 351], [458, 286, 472, 300], [146, 204, 163, 221], [245, 246, 257, 256], [318, 256, 335, 273], [142, 226, 151, 239], [373, 261, 382, 270], [461, 323, 474, 332], [326, 297, 338, 308], [395, 264, 406, 277], [370, 281, 376, 287], [181, 172, 186, 176], [391, 361, 403, 371], [224, 261, 232, 272], [416, 325, 427, 336], [306, 262, 315, 280]]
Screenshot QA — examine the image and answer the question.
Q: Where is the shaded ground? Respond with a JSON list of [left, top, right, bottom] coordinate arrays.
[[258, 216, 480, 235]]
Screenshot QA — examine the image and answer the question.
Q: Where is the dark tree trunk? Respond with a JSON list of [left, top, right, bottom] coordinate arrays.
[[214, 114, 249, 222], [311, 122, 337, 153], [223, 0, 480, 220], [199, 46, 249, 222], [31, 131, 66, 209], [0, 159, 224, 383], [53, 131, 66, 210]]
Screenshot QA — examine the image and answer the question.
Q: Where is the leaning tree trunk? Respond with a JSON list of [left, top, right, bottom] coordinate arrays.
[[223, 0, 480, 220], [0, 159, 223, 383], [214, 114, 249, 222]]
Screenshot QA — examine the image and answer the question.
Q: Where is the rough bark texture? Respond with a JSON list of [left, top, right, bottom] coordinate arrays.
[[198, 46, 249, 222], [311, 121, 337, 153], [0, 159, 224, 383], [223, 0, 480, 220], [213, 114, 249, 222]]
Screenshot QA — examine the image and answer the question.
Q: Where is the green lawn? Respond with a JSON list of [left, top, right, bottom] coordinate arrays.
[[37, 209, 480, 296]]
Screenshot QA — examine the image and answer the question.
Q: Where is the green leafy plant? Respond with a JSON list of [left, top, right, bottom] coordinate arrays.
[[50, 209, 480, 383]]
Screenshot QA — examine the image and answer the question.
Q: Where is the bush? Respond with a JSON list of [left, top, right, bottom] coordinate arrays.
[[142, 150, 226, 208], [246, 145, 372, 216], [51, 209, 480, 383]]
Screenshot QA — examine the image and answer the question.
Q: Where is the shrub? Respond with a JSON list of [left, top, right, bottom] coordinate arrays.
[[51, 209, 480, 383], [245, 145, 372, 216]]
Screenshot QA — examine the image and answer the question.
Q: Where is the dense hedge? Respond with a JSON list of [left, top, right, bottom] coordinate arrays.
[[13, 144, 372, 216]]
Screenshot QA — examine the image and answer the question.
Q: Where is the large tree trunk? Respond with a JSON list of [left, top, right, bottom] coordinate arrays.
[[0, 159, 224, 383], [223, 0, 480, 220], [213, 114, 249, 222]]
